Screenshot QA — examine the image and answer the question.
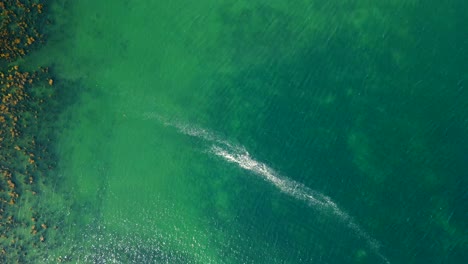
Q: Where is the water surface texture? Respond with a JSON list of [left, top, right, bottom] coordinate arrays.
[[31, 0, 468, 263]]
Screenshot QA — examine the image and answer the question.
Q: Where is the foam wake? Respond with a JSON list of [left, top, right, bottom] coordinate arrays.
[[145, 112, 389, 263], [210, 145, 381, 248]]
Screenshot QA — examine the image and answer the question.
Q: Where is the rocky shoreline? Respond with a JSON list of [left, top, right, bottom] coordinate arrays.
[[1, 1, 70, 262]]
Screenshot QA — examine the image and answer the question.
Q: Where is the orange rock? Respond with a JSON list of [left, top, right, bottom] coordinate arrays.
[[7, 179, 15, 189], [27, 37, 35, 45]]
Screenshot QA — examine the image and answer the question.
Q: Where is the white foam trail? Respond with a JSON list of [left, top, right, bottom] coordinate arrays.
[[211, 145, 334, 208], [143, 112, 236, 148], [210, 145, 379, 245], [145, 112, 390, 263]]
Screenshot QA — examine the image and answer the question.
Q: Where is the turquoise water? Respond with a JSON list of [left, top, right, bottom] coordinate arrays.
[[29, 0, 467, 263]]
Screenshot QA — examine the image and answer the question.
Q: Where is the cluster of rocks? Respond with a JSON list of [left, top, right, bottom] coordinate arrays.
[[0, 1, 67, 262], [0, 1, 46, 62]]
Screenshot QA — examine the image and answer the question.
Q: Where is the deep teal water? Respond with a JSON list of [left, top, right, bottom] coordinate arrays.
[[25, 0, 468, 263]]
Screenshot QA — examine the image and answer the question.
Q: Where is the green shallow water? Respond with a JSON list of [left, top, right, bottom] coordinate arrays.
[[27, 0, 467, 263]]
